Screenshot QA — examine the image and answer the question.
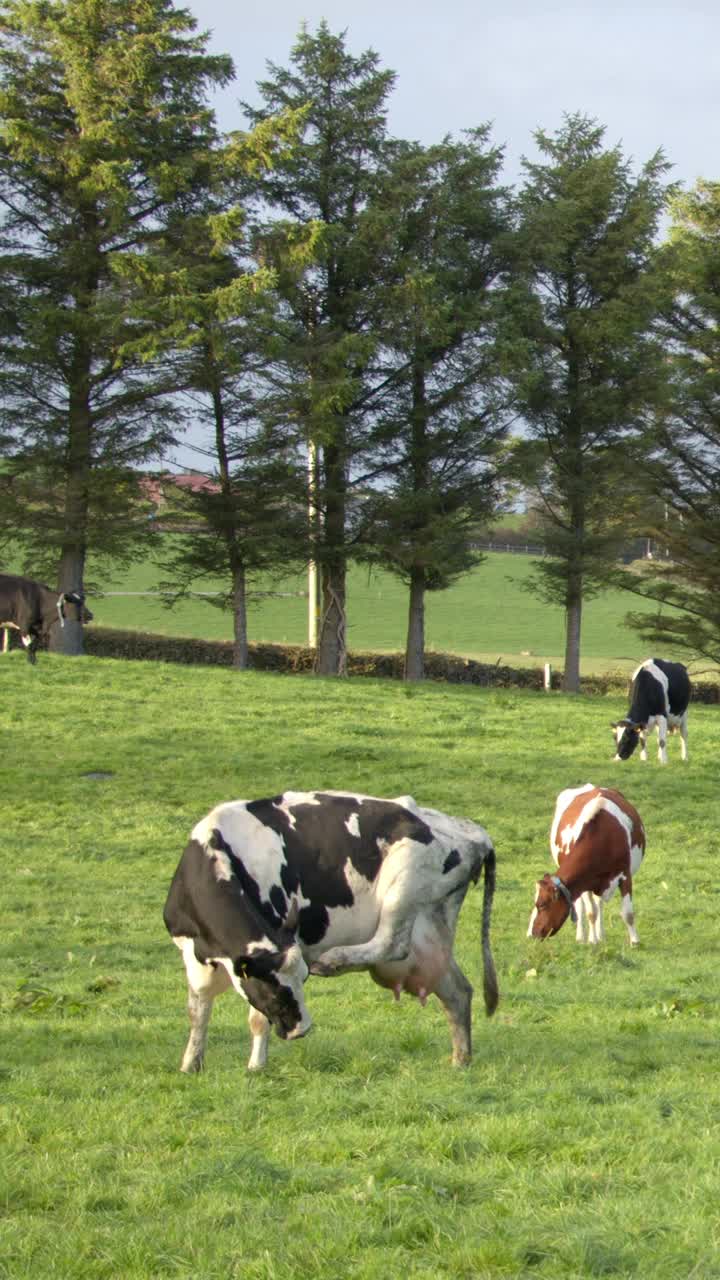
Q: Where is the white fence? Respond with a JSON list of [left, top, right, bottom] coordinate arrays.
[[470, 542, 547, 555]]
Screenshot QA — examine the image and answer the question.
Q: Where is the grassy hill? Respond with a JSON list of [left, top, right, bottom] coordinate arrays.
[[84, 546, 681, 677]]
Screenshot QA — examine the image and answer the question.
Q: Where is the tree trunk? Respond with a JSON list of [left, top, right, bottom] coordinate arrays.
[[562, 583, 582, 693], [315, 439, 347, 676], [404, 568, 425, 680], [232, 564, 249, 669], [211, 377, 249, 671], [317, 564, 347, 676]]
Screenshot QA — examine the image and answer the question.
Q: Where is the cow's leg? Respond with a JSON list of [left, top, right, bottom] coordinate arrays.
[[620, 885, 639, 945], [247, 1007, 270, 1071], [656, 715, 668, 764], [21, 633, 37, 664], [434, 960, 473, 1067], [575, 893, 588, 943], [309, 916, 415, 976], [586, 893, 605, 943], [311, 848, 477, 977], [639, 728, 648, 762], [181, 986, 215, 1073], [679, 711, 689, 762], [310, 844, 469, 976], [177, 939, 231, 1073]]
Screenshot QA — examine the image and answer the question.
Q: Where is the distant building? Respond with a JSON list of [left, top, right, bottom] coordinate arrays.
[[139, 471, 220, 511]]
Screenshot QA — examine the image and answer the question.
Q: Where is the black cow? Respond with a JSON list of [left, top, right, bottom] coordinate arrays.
[[611, 658, 690, 764], [0, 573, 91, 663], [164, 789, 498, 1072]]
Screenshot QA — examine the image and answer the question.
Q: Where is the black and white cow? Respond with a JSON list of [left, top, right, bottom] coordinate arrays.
[[611, 658, 690, 764], [163, 790, 498, 1072], [0, 573, 90, 663]]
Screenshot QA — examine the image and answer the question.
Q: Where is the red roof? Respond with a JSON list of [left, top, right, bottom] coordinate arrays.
[[140, 473, 220, 506]]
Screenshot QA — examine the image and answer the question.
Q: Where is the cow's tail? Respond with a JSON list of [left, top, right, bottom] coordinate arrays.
[[481, 846, 499, 1017]]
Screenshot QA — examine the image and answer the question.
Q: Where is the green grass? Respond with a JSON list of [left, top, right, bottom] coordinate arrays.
[[2, 652, 720, 1278], [85, 547, 684, 677]]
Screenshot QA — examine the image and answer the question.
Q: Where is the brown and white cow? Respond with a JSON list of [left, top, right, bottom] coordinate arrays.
[[164, 790, 498, 1072], [527, 784, 646, 945]]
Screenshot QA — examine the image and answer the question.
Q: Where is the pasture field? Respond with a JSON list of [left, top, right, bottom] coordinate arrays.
[[2, 653, 720, 1279], [84, 548, 685, 676]]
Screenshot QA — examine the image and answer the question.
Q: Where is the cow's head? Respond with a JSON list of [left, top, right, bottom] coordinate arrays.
[[610, 719, 641, 761], [527, 873, 575, 938], [236, 934, 311, 1041], [60, 591, 93, 625]]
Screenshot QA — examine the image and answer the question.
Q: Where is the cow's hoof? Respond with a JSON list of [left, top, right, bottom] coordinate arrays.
[[180, 1058, 203, 1074], [309, 960, 334, 977]]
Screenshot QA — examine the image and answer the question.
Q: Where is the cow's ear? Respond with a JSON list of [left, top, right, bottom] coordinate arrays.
[[242, 949, 283, 979], [610, 721, 617, 729]]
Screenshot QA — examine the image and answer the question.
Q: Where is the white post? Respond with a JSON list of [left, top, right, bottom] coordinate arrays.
[[308, 559, 319, 648], [307, 439, 320, 648], [543, 662, 552, 691]]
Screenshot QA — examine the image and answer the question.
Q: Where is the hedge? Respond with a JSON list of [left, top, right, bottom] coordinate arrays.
[[75, 625, 720, 702]]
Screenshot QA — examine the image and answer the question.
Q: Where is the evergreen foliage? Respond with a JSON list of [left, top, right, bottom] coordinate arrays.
[[108, 105, 310, 669], [620, 180, 720, 664], [356, 131, 515, 679], [243, 23, 398, 675], [0, 0, 232, 651], [1, 12, 718, 683], [510, 114, 673, 690]]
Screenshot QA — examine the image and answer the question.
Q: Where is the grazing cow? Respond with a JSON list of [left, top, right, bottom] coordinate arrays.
[[164, 789, 498, 1072], [527, 784, 646, 945], [611, 658, 690, 764], [0, 573, 91, 663]]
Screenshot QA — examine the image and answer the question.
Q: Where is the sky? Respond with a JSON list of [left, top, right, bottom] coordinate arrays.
[[170, 0, 719, 468], [185, 0, 720, 190]]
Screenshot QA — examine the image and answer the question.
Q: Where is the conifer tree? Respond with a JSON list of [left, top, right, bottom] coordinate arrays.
[[0, 0, 232, 653], [358, 131, 514, 679], [621, 180, 720, 664], [244, 23, 395, 675], [150, 270, 309, 670], [110, 119, 309, 669], [512, 114, 672, 691]]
